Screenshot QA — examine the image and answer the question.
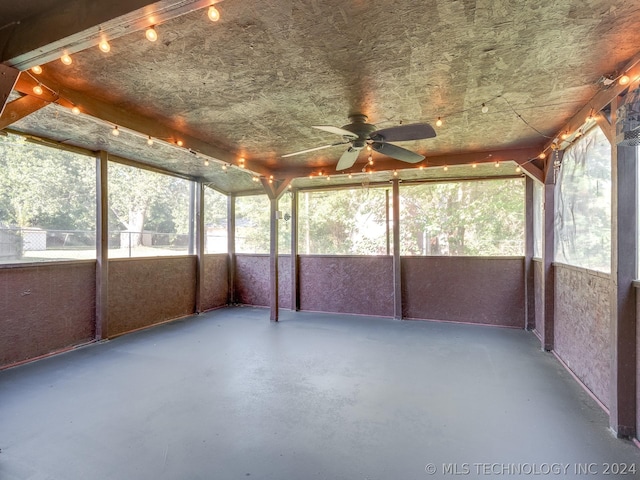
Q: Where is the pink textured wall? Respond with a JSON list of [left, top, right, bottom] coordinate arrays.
[[0, 261, 95, 367], [402, 257, 525, 326], [202, 254, 228, 311], [554, 264, 611, 408], [108, 256, 196, 337], [234, 254, 291, 308], [299, 256, 394, 316], [533, 259, 544, 334], [636, 285, 640, 437]]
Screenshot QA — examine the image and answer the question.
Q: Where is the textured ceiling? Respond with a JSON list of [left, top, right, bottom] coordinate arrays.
[[2, 0, 640, 190]]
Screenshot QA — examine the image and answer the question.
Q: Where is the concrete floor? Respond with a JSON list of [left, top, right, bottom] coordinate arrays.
[[1, 307, 639, 480]]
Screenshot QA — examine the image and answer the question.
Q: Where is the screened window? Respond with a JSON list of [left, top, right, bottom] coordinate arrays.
[[204, 187, 228, 254], [400, 179, 524, 256], [235, 194, 270, 254], [533, 181, 543, 258], [555, 127, 611, 272], [0, 134, 96, 263], [298, 187, 390, 255], [108, 163, 192, 258]]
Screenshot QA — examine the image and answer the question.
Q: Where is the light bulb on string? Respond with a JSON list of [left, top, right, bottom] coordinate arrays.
[[33, 84, 43, 95], [481, 103, 489, 114], [61, 54, 73, 65], [71, 106, 80, 115], [516, 165, 522, 173], [146, 26, 158, 42], [208, 5, 220, 21], [619, 74, 630, 86], [99, 40, 111, 53], [436, 117, 443, 127], [112, 126, 120, 136], [147, 136, 153, 146], [495, 161, 500, 168], [443, 165, 448, 171], [472, 163, 477, 168], [176, 140, 183, 147], [393, 170, 398, 177], [222, 164, 227, 171], [348, 173, 352, 179], [538, 152, 546, 159], [204, 159, 210, 166], [31, 65, 43, 75]]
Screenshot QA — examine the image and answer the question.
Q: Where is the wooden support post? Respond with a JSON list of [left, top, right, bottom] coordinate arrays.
[[260, 178, 292, 322], [227, 194, 236, 305], [0, 64, 20, 118], [290, 189, 300, 311], [269, 196, 279, 322], [392, 179, 402, 320], [95, 151, 109, 340], [194, 181, 205, 313], [541, 154, 557, 351], [609, 143, 637, 438], [524, 176, 535, 330], [188, 181, 196, 255]]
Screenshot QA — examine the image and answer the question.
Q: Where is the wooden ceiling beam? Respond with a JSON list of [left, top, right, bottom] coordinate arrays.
[[0, 64, 20, 117], [13, 72, 272, 178], [272, 147, 541, 180], [1, 0, 221, 70], [543, 49, 640, 153], [0, 95, 50, 130]]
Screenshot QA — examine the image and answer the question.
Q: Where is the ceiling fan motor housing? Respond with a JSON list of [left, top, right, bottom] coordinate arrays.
[[342, 114, 377, 147]]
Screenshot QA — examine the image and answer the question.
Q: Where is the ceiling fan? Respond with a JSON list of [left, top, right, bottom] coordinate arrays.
[[282, 114, 436, 170]]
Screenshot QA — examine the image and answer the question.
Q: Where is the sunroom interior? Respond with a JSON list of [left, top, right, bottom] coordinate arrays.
[[2, 0, 640, 476]]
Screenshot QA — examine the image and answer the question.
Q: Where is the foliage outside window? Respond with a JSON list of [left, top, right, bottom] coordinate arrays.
[[400, 179, 524, 256], [533, 181, 543, 258], [204, 186, 227, 254], [108, 162, 192, 258], [235, 194, 270, 254], [298, 187, 390, 255], [0, 134, 96, 263], [555, 126, 611, 273]]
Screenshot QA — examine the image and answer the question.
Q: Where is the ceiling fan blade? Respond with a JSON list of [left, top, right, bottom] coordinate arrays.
[[371, 142, 425, 163], [336, 147, 361, 170], [282, 142, 348, 158], [371, 123, 436, 142], [312, 125, 359, 139]]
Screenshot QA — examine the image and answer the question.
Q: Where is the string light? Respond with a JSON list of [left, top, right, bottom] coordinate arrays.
[[472, 163, 477, 168], [368, 155, 374, 165], [208, 5, 221, 21], [176, 140, 183, 147], [393, 170, 398, 176], [443, 165, 448, 171], [538, 152, 546, 159], [61, 54, 73, 65], [515, 165, 522, 173], [348, 173, 352, 179], [366, 145, 372, 152], [326, 176, 331, 181], [418, 165, 425, 170], [111, 126, 120, 136], [495, 161, 500, 168], [147, 136, 153, 146], [436, 117, 443, 127], [619, 74, 630, 86], [146, 26, 158, 42], [239, 157, 245, 168], [204, 159, 210, 166], [31, 65, 43, 75], [481, 103, 489, 114], [72, 106, 80, 115], [99, 40, 111, 53], [560, 132, 569, 140], [222, 164, 227, 171], [32, 84, 43, 95]]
